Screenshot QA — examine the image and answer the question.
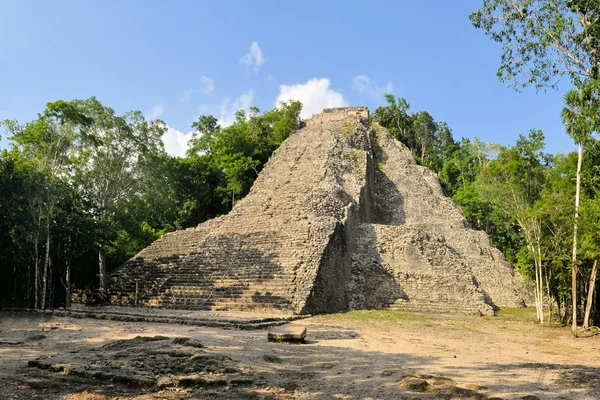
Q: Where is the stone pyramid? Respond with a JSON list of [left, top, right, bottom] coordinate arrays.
[[109, 107, 531, 315]]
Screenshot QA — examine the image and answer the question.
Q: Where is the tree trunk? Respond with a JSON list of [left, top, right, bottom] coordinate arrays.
[[47, 265, 53, 309], [537, 243, 544, 325], [546, 269, 553, 326], [65, 263, 71, 308], [98, 248, 107, 300], [583, 260, 597, 330], [556, 295, 562, 324], [41, 217, 51, 310], [571, 143, 583, 336], [34, 236, 40, 309], [535, 258, 543, 324]]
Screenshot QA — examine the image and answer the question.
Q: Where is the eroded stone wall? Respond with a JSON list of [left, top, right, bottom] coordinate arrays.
[[106, 107, 530, 315], [110, 109, 375, 314]]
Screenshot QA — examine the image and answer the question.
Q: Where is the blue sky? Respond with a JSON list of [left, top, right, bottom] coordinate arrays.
[[0, 0, 574, 157]]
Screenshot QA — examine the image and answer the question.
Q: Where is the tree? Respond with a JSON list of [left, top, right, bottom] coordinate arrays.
[[373, 95, 414, 147], [70, 97, 167, 299], [373, 95, 457, 172], [413, 111, 437, 164], [188, 101, 302, 210], [471, 0, 600, 334], [0, 152, 43, 305], [561, 84, 600, 333], [470, 0, 598, 90], [1, 104, 89, 309], [537, 152, 577, 323], [477, 130, 548, 324]]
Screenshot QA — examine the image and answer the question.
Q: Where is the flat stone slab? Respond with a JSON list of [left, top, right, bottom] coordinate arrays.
[[268, 324, 307, 342]]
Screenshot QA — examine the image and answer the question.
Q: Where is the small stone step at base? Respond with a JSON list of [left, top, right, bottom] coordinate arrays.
[[1, 307, 305, 331], [268, 324, 307, 342]]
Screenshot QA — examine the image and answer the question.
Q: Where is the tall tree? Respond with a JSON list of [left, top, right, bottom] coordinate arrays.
[[1, 104, 89, 309], [477, 130, 548, 323], [561, 84, 600, 333], [71, 97, 166, 299], [470, 0, 598, 90], [471, 0, 600, 334], [188, 101, 302, 209], [413, 111, 437, 164]]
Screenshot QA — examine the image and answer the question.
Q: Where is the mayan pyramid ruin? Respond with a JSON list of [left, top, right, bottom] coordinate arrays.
[[109, 107, 530, 315]]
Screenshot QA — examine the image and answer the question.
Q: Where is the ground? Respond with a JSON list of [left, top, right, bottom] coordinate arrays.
[[0, 308, 598, 399]]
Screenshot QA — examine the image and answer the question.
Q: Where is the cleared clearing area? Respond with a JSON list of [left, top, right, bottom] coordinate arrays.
[[0, 308, 598, 399]]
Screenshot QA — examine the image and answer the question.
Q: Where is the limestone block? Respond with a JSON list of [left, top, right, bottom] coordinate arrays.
[[267, 324, 307, 342]]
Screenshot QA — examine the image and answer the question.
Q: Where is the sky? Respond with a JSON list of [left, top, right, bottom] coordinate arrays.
[[0, 0, 576, 157]]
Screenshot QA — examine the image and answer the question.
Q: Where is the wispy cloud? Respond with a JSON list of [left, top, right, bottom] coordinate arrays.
[[352, 74, 394, 101], [275, 78, 346, 119], [148, 103, 166, 120], [240, 41, 267, 72], [199, 76, 215, 94], [181, 76, 215, 103], [217, 90, 255, 126]]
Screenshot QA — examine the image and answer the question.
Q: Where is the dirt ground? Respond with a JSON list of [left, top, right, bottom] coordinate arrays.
[[0, 308, 599, 400]]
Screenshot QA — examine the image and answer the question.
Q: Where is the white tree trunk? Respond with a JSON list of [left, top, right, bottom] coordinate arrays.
[[571, 143, 583, 336], [34, 242, 39, 309], [583, 260, 597, 330], [41, 217, 50, 310]]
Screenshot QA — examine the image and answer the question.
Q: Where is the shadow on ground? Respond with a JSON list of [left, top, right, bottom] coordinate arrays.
[[0, 312, 598, 400]]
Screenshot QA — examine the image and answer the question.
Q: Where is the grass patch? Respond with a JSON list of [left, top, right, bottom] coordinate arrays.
[[340, 121, 356, 137], [371, 122, 383, 136], [495, 307, 538, 322], [312, 310, 434, 324], [347, 149, 364, 174]]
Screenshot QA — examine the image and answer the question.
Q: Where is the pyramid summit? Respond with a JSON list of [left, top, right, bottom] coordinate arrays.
[[108, 107, 531, 315]]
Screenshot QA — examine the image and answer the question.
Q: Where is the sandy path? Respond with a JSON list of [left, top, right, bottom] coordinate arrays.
[[0, 310, 598, 399]]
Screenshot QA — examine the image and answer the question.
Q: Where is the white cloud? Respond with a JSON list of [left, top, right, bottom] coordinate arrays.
[[162, 126, 193, 158], [275, 78, 347, 119], [352, 74, 394, 101], [148, 103, 166, 120], [240, 41, 267, 72], [217, 90, 255, 127], [163, 90, 255, 157], [199, 76, 215, 94], [181, 76, 214, 103]]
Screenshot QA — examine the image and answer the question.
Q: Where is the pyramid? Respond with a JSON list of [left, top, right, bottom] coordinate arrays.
[[109, 107, 531, 315]]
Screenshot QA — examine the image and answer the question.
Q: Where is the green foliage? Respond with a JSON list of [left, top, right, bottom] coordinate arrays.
[[472, 0, 600, 327], [187, 101, 302, 208], [373, 94, 458, 172], [341, 121, 356, 137], [470, 0, 593, 90], [347, 150, 365, 176]]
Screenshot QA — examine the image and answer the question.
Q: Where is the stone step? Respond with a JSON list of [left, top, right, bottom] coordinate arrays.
[[51, 308, 302, 329], [144, 300, 293, 312], [154, 293, 292, 302], [385, 301, 490, 316]]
